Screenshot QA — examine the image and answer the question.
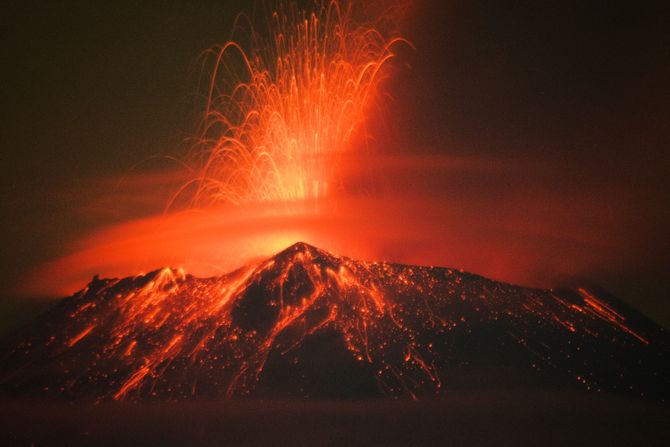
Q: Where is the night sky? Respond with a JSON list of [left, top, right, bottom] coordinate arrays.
[[2, 0, 669, 333]]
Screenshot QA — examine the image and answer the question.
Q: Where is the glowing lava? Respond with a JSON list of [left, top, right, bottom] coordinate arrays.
[[3, 243, 666, 402]]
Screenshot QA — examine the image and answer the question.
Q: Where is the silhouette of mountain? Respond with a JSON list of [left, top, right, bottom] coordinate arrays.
[[1, 242, 668, 401]]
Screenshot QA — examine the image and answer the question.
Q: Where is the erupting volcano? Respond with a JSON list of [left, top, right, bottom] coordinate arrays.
[[2, 242, 667, 402], [4, 0, 669, 444], [3, 2, 670, 445]]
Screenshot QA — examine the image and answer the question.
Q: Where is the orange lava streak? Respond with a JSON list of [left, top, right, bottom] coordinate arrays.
[[67, 325, 95, 348], [114, 365, 150, 400], [577, 288, 649, 345]]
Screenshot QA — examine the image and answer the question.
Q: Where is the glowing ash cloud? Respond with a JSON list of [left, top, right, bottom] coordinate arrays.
[[23, 153, 657, 299]]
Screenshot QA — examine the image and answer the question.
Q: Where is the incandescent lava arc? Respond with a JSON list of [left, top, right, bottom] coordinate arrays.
[[178, 0, 406, 207], [2, 243, 668, 402]]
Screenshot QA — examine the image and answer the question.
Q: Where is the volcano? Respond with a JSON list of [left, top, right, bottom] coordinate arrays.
[[1, 242, 668, 402]]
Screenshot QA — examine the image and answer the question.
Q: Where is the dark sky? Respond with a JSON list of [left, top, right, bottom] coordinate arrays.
[[387, 0, 669, 325], [2, 0, 669, 329]]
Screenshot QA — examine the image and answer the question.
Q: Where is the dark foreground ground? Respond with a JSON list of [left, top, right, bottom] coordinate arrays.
[[1, 390, 668, 447]]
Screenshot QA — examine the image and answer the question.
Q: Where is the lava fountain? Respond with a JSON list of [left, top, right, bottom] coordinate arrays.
[[23, 0, 409, 296], [176, 0, 405, 208]]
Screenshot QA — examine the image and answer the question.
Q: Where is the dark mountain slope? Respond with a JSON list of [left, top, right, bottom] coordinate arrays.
[[1, 242, 667, 401]]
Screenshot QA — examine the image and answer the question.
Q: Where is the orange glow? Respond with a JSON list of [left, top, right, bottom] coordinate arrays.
[[18, 1, 660, 307], [23, 167, 651, 301], [21, 1, 409, 298]]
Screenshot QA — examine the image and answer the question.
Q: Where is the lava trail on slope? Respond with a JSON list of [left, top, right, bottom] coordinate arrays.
[[1, 243, 668, 401]]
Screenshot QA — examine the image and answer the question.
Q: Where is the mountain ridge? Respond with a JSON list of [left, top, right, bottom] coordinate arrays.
[[1, 242, 668, 402]]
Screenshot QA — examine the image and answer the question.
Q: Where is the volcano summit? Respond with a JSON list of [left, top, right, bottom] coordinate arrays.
[[1, 243, 668, 402]]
